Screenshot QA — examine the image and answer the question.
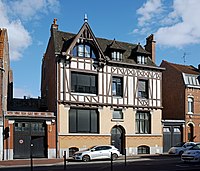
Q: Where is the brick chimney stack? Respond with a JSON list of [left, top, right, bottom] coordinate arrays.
[[144, 34, 156, 63]]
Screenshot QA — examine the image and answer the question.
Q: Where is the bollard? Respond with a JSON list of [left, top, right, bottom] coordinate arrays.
[[63, 151, 67, 170], [124, 148, 127, 166], [111, 152, 113, 171], [30, 143, 34, 171]]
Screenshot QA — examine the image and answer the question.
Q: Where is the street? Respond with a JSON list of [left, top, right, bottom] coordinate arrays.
[[1, 155, 200, 171]]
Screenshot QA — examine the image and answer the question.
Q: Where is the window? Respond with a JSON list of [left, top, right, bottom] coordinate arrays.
[[137, 56, 147, 64], [138, 79, 148, 98], [138, 145, 150, 154], [111, 51, 122, 61], [112, 77, 123, 96], [188, 97, 194, 114], [112, 109, 123, 119], [136, 111, 151, 134], [71, 72, 98, 94], [72, 44, 96, 59], [69, 108, 99, 133]]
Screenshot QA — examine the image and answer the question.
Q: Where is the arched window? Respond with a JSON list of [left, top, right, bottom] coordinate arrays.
[[69, 147, 79, 157], [188, 97, 194, 114], [72, 43, 96, 59], [137, 145, 150, 154]]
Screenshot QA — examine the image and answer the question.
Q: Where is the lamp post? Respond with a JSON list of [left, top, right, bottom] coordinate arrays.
[[0, 67, 5, 160]]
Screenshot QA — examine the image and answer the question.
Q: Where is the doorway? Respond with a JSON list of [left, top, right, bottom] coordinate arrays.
[[111, 125, 125, 154]]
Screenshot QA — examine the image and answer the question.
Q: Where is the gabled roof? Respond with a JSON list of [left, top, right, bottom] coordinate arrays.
[[107, 39, 125, 51], [132, 43, 151, 56], [51, 21, 157, 67], [162, 60, 200, 75]]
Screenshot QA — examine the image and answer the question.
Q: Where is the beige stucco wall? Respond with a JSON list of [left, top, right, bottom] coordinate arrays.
[[58, 106, 162, 135]]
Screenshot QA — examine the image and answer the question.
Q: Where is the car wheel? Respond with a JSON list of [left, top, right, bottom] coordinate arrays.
[[179, 151, 183, 156], [112, 153, 118, 160], [82, 155, 90, 162]]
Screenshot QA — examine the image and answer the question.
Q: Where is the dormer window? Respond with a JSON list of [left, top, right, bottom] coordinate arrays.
[[137, 55, 147, 64], [73, 43, 96, 59], [111, 51, 123, 61]]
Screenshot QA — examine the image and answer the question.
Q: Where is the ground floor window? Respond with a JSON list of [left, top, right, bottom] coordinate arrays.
[[138, 145, 150, 154], [69, 108, 99, 133], [136, 111, 151, 134]]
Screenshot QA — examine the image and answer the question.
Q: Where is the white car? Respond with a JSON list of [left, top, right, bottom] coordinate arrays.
[[181, 143, 200, 162], [73, 145, 121, 162], [168, 142, 196, 155]]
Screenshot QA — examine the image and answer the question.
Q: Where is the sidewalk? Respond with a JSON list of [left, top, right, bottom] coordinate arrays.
[[0, 154, 166, 168], [0, 158, 64, 168]]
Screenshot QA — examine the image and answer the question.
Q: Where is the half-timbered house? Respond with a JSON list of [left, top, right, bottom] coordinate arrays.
[[42, 17, 164, 158]]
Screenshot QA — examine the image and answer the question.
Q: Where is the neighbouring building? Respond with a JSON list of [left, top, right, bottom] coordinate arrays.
[[161, 60, 200, 152], [0, 29, 56, 160], [0, 28, 12, 160], [41, 17, 164, 158], [5, 96, 56, 160]]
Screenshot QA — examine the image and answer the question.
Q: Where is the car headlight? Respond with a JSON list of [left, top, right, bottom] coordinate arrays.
[[75, 153, 82, 156]]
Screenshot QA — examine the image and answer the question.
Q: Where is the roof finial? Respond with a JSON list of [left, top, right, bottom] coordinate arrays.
[[84, 14, 88, 23]]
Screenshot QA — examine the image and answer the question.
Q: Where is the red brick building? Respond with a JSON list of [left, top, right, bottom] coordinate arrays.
[[1, 28, 57, 160], [161, 60, 200, 152]]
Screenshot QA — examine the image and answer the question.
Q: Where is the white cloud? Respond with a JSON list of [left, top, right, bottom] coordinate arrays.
[[155, 0, 200, 47], [135, 0, 200, 48], [0, 0, 60, 60], [8, 0, 60, 21], [136, 0, 163, 27]]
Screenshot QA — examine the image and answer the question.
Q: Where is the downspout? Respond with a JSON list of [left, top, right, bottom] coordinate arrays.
[[0, 66, 5, 160]]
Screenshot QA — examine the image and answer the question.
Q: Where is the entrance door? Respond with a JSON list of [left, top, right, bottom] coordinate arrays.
[[14, 121, 47, 159], [31, 136, 46, 157], [111, 126, 125, 154]]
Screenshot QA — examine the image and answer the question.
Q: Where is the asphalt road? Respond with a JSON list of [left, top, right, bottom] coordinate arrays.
[[1, 155, 200, 171]]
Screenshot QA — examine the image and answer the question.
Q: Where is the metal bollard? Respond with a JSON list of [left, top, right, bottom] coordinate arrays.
[[111, 152, 113, 171], [124, 148, 127, 166], [63, 151, 67, 170]]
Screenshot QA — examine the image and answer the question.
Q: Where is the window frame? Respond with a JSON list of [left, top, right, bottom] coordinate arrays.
[[138, 79, 149, 99], [137, 145, 150, 154], [112, 109, 123, 120], [188, 96, 194, 114], [69, 108, 99, 133], [72, 43, 96, 59], [111, 51, 123, 61], [71, 72, 98, 94], [137, 55, 147, 64], [112, 76, 123, 97], [135, 111, 151, 134]]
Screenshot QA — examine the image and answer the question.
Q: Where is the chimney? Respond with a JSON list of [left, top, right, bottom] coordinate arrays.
[[198, 64, 200, 71], [144, 34, 156, 63], [50, 18, 58, 36]]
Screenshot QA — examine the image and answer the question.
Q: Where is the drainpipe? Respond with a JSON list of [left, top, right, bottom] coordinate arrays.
[[0, 66, 5, 160]]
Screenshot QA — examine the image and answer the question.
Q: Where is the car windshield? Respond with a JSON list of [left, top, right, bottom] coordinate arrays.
[[191, 144, 200, 150], [87, 146, 96, 150], [174, 142, 185, 147]]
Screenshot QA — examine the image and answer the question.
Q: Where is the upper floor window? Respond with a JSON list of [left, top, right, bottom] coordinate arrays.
[[137, 56, 147, 64], [71, 72, 98, 94], [111, 51, 122, 61], [73, 44, 96, 59], [112, 77, 123, 97], [138, 79, 148, 99], [188, 97, 194, 114], [136, 111, 151, 134]]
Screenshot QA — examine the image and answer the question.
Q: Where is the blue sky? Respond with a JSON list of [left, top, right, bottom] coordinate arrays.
[[0, 0, 200, 98]]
